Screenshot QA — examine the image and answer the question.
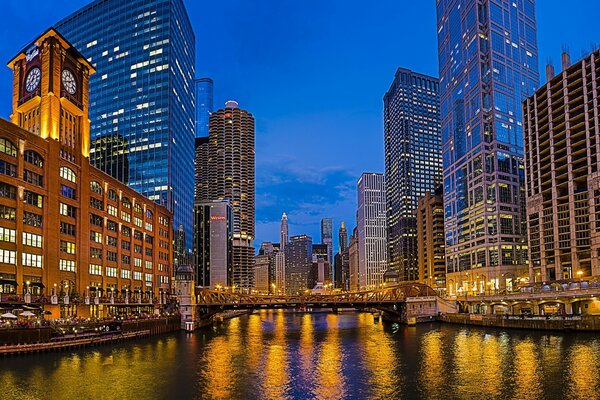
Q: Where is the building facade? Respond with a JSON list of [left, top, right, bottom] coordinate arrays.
[[437, 0, 540, 294], [335, 222, 349, 290], [194, 137, 209, 202], [205, 101, 255, 291], [254, 254, 269, 294], [524, 51, 600, 281], [55, 0, 196, 249], [384, 68, 441, 281], [348, 227, 360, 291], [89, 134, 129, 184], [196, 77, 213, 138], [320, 217, 333, 268], [416, 188, 446, 293], [3, 29, 173, 318], [357, 173, 387, 290], [280, 212, 289, 250], [284, 235, 312, 295]]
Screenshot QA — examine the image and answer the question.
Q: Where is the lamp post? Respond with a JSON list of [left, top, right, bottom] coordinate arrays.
[[577, 270, 583, 282]]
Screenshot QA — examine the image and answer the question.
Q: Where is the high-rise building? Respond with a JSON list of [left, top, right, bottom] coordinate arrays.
[[310, 243, 331, 289], [384, 68, 441, 281], [275, 251, 285, 294], [416, 187, 446, 293], [259, 241, 279, 293], [195, 78, 213, 138], [193, 200, 232, 288], [335, 222, 350, 290], [4, 28, 173, 318], [524, 51, 600, 282], [194, 137, 209, 202], [55, 0, 196, 250], [89, 134, 129, 184], [339, 221, 348, 253], [206, 100, 255, 290], [254, 254, 270, 294], [321, 217, 333, 266], [284, 235, 312, 295], [348, 227, 360, 291], [357, 173, 387, 290], [437, 0, 539, 291], [280, 212, 289, 251]]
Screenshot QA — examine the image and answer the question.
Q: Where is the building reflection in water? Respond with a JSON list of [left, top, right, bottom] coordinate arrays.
[[513, 339, 543, 400], [262, 309, 289, 400], [567, 343, 600, 399], [419, 331, 445, 399], [314, 314, 345, 400], [298, 313, 316, 394]]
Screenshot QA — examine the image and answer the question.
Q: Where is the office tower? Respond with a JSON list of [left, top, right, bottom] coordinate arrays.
[[339, 221, 348, 253], [259, 241, 279, 293], [348, 227, 360, 291], [55, 0, 196, 249], [89, 134, 129, 184], [280, 212, 289, 250], [193, 200, 232, 288], [524, 51, 600, 282], [194, 137, 209, 202], [284, 235, 313, 295], [206, 100, 255, 290], [310, 243, 331, 289], [4, 28, 173, 318], [384, 68, 441, 282], [321, 217, 334, 265], [254, 254, 270, 294], [416, 187, 446, 292], [437, 0, 539, 291], [196, 78, 213, 138], [275, 251, 286, 294], [357, 173, 387, 289], [335, 222, 349, 290]]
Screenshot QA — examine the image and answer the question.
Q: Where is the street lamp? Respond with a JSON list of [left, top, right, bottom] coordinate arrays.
[[577, 270, 583, 282]]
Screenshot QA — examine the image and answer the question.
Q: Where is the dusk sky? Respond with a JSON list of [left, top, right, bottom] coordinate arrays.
[[1, 1, 600, 250]]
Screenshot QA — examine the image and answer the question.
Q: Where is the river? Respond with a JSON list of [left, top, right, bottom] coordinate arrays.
[[1, 310, 599, 400]]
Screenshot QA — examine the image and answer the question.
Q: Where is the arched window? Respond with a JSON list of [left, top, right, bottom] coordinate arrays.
[[90, 181, 103, 195], [24, 150, 43, 168], [146, 209, 153, 219], [122, 197, 131, 209], [0, 138, 17, 157], [59, 166, 76, 183], [107, 189, 118, 202], [134, 203, 143, 214]]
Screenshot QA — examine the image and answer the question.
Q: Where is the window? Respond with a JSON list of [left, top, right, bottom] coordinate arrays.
[[60, 222, 76, 236], [134, 204, 143, 214], [134, 231, 143, 241], [146, 210, 153, 219], [133, 271, 142, 281], [90, 181, 103, 195], [121, 269, 131, 279], [134, 244, 142, 254], [0, 183, 16, 200], [145, 273, 153, 283], [22, 253, 42, 268], [121, 226, 131, 237], [145, 221, 153, 231], [0, 160, 17, 177], [0, 205, 15, 221], [89, 264, 102, 276], [121, 211, 131, 222], [23, 170, 43, 187], [106, 220, 117, 232], [106, 236, 117, 247], [60, 185, 76, 200], [90, 197, 103, 210], [60, 240, 76, 254], [145, 260, 152, 269], [22, 232, 42, 248], [24, 190, 43, 207], [23, 211, 42, 228], [134, 258, 142, 267], [0, 249, 16, 264], [59, 203, 77, 218], [158, 216, 169, 226], [59, 259, 76, 272], [145, 235, 153, 245], [159, 228, 169, 238], [134, 217, 143, 227], [107, 251, 117, 262], [90, 248, 103, 260], [106, 267, 117, 277], [122, 240, 131, 250], [0, 227, 16, 243], [145, 248, 152, 256], [159, 276, 169, 285], [107, 189, 118, 202], [107, 204, 117, 216], [122, 197, 131, 209], [24, 150, 43, 168], [122, 255, 131, 265], [0, 138, 17, 157], [59, 166, 77, 183], [90, 213, 103, 227], [90, 231, 102, 243]]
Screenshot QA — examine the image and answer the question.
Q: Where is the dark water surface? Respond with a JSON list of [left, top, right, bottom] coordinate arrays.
[[1, 311, 599, 400]]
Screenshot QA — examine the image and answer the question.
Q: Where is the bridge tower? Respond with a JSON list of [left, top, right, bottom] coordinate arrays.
[[175, 264, 196, 330]]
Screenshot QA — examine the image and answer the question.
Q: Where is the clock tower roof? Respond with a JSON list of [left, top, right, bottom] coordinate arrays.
[[7, 27, 95, 74]]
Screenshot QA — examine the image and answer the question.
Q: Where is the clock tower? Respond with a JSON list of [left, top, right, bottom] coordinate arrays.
[[7, 28, 95, 160]]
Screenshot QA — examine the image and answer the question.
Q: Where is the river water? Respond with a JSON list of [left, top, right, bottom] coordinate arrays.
[[1, 311, 599, 400]]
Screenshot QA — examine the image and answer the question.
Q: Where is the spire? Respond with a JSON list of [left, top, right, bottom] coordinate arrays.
[[341, 220, 345, 229]]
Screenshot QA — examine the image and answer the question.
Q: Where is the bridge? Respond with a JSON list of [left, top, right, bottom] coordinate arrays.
[[183, 283, 458, 328]]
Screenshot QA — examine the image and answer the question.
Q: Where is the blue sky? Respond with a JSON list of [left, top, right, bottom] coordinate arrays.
[[1, 1, 600, 251]]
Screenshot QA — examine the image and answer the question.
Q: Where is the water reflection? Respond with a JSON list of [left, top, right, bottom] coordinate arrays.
[[314, 314, 345, 400], [262, 310, 289, 400], [513, 339, 543, 400], [419, 331, 445, 399], [567, 343, 600, 400]]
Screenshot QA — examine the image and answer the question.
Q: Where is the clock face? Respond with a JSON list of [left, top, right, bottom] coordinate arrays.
[[61, 69, 77, 95], [25, 67, 41, 93]]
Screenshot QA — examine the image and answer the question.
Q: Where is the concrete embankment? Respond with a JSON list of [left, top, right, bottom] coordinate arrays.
[[440, 313, 600, 331]]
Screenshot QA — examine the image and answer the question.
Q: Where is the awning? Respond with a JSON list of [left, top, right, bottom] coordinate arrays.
[[29, 282, 45, 288], [0, 279, 18, 286]]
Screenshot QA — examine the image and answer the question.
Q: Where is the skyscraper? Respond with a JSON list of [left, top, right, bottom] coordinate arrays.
[[321, 218, 333, 265], [416, 187, 446, 293], [206, 100, 255, 290], [384, 68, 441, 282], [194, 137, 210, 202], [357, 173, 387, 290], [335, 221, 350, 290], [55, 0, 196, 249], [195, 77, 213, 138], [285, 235, 313, 295], [280, 212, 289, 251], [437, 0, 539, 291]]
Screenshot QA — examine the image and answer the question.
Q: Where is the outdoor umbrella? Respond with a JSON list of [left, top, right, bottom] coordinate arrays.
[[1, 312, 17, 319], [19, 311, 36, 317]]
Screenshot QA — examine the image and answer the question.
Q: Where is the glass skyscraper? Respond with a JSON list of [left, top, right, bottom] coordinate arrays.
[[55, 0, 196, 249], [436, 0, 539, 293], [195, 78, 213, 138], [384, 68, 442, 281]]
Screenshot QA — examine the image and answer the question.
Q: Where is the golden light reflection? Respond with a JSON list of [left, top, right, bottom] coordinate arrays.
[[246, 313, 264, 370], [299, 313, 315, 385], [314, 314, 345, 400], [262, 310, 289, 400], [567, 343, 600, 399], [419, 331, 445, 399], [513, 339, 543, 400]]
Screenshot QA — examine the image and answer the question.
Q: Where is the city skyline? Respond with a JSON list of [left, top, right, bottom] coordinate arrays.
[[2, 1, 600, 248]]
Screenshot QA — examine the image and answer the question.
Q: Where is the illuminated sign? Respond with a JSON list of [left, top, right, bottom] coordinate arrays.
[[210, 216, 226, 221], [25, 45, 39, 63]]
